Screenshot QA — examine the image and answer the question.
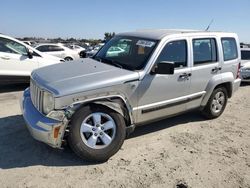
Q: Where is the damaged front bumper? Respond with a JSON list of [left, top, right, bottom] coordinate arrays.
[[21, 88, 68, 148]]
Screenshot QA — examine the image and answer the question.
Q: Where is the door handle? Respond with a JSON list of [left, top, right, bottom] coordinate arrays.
[[0, 56, 10, 60], [179, 73, 192, 80], [211, 67, 222, 73]]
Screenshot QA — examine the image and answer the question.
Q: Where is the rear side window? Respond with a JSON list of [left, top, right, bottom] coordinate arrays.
[[241, 50, 250, 60], [193, 38, 217, 65], [49, 45, 64, 52], [156, 40, 187, 68], [221, 38, 238, 61]]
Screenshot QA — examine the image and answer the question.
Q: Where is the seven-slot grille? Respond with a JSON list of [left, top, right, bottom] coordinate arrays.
[[30, 79, 43, 113]]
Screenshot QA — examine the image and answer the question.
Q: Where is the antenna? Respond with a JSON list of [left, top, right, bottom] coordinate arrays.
[[205, 19, 214, 31]]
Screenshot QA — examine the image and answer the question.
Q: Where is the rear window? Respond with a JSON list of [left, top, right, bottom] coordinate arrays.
[[221, 38, 238, 61], [241, 50, 250, 60]]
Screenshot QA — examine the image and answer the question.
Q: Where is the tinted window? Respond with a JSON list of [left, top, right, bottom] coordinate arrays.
[[0, 37, 27, 55], [156, 40, 187, 68], [221, 38, 238, 61], [193, 38, 217, 65], [36, 45, 50, 52], [241, 50, 250, 60], [49, 45, 64, 52], [36, 45, 64, 52]]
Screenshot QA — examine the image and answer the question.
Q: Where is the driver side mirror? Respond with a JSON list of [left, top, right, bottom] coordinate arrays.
[[151, 61, 174, 75], [27, 48, 33, 59]]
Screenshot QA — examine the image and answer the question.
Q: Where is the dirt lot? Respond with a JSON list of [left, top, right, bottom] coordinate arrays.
[[0, 84, 250, 188]]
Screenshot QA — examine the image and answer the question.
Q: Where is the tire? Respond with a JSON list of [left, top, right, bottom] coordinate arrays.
[[68, 104, 126, 162], [64, 57, 73, 61], [201, 87, 228, 119]]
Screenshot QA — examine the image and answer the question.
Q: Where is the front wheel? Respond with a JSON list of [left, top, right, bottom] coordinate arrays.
[[68, 104, 126, 162], [201, 87, 228, 119]]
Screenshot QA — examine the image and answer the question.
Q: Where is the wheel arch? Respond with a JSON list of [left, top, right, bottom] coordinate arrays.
[[64, 56, 74, 60], [201, 72, 234, 107], [68, 95, 135, 128]]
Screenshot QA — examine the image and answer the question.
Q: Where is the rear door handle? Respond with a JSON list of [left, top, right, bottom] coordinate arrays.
[[179, 73, 192, 80], [0, 56, 11, 60], [211, 67, 222, 73]]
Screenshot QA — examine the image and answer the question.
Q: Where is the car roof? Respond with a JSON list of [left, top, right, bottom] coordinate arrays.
[[117, 29, 236, 40], [36, 43, 63, 46]]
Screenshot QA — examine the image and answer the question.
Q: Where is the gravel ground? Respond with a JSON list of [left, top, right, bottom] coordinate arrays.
[[0, 83, 250, 188]]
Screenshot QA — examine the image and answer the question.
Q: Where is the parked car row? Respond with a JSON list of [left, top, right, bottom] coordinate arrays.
[[1, 32, 250, 86], [240, 48, 250, 82]]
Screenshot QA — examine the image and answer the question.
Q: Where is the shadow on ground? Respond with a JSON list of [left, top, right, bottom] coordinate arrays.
[[0, 111, 204, 169], [0, 83, 29, 93]]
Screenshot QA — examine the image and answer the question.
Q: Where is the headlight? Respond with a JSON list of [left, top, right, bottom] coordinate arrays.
[[43, 91, 54, 114]]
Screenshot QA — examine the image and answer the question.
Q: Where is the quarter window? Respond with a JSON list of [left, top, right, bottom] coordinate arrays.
[[156, 40, 187, 68], [221, 38, 238, 61], [193, 38, 217, 65]]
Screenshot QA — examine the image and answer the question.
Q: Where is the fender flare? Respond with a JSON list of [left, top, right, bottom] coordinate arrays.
[[201, 72, 234, 107], [68, 95, 135, 126]]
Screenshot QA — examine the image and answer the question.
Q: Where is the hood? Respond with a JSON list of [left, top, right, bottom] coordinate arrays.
[[32, 58, 139, 97]]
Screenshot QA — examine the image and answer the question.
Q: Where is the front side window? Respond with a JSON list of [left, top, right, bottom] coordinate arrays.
[[193, 38, 217, 65], [241, 50, 250, 60], [36, 45, 50, 52], [221, 38, 238, 61], [0, 37, 27, 55], [94, 36, 158, 70], [156, 40, 187, 68]]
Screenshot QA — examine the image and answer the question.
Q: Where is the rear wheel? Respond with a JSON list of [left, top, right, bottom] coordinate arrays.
[[64, 57, 73, 61], [201, 87, 228, 119], [68, 104, 126, 162]]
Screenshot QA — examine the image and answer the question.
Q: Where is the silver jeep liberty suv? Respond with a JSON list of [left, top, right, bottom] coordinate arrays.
[[22, 30, 241, 161]]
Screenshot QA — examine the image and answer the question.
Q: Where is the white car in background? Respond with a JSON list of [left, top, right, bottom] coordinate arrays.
[[67, 44, 86, 53], [35, 43, 80, 61], [240, 48, 250, 82], [0, 34, 63, 84], [86, 43, 105, 58]]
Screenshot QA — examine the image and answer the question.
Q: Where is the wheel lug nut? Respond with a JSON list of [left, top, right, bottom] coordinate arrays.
[[100, 132, 103, 136], [101, 127, 104, 130], [92, 128, 96, 131], [94, 133, 98, 136]]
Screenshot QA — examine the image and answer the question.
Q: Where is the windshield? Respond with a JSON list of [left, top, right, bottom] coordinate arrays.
[[93, 36, 158, 70], [241, 50, 250, 60]]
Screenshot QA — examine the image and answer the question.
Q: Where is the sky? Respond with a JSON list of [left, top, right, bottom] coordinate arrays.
[[1, 0, 249, 42]]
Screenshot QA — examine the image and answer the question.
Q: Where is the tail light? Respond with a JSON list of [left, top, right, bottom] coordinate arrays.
[[236, 62, 241, 79]]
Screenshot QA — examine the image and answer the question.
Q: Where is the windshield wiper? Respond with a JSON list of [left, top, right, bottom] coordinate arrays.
[[94, 56, 123, 69]]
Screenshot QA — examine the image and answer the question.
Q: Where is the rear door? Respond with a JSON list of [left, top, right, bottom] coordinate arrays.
[[46, 45, 65, 58], [36, 45, 65, 58], [0, 37, 38, 83], [187, 37, 221, 110]]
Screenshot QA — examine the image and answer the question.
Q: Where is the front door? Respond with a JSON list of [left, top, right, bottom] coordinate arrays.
[[0, 37, 38, 83], [135, 39, 191, 124]]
